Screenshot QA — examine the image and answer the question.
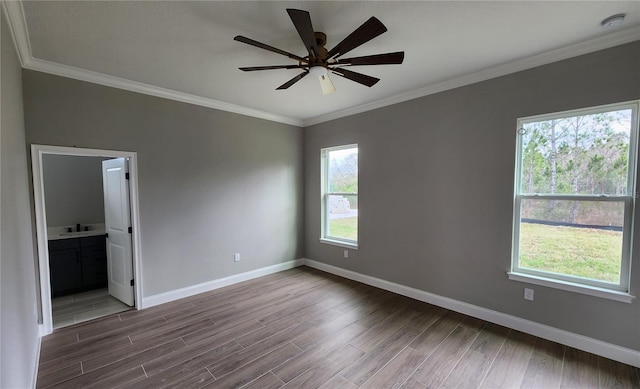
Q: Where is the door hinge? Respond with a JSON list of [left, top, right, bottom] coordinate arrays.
[[130, 279, 134, 286], [125, 172, 130, 180], [105, 233, 109, 239], [128, 226, 132, 234]]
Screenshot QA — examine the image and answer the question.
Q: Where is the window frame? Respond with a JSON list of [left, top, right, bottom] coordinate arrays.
[[510, 101, 639, 299], [320, 144, 359, 249]]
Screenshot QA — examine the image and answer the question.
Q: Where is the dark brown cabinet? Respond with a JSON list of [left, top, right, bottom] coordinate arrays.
[[48, 236, 107, 297]]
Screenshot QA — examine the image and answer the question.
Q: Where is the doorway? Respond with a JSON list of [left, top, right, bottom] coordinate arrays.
[[31, 145, 143, 335]]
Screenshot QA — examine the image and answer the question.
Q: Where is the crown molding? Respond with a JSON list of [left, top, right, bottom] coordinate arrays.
[[25, 58, 304, 127], [4, 0, 639, 128], [2, 0, 31, 67], [303, 27, 640, 127], [2, 1, 303, 127]]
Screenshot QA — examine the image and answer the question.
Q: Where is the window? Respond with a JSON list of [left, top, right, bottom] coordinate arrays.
[[511, 102, 638, 297], [321, 144, 358, 248]]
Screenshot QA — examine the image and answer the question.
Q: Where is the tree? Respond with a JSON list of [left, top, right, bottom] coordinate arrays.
[[521, 127, 547, 193], [329, 152, 358, 193], [520, 108, 631, 225]]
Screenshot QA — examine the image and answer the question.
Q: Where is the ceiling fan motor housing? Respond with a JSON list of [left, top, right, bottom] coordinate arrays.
[[309, 32, 329, 67]]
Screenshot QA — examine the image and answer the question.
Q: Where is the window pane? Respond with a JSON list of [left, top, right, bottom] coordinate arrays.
[[518, 199, 624, 283], [327, 194, 357, 240], [328, 147, 358, 193], [520, 109, 632, 195]]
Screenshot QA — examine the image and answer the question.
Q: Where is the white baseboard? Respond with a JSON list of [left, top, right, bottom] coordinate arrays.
[[38, 323, 48, 337], [142, 259, 304, 308], [302, 258, 640, 368], [129, 256, 640, 367], [31, 333, 42, 389]]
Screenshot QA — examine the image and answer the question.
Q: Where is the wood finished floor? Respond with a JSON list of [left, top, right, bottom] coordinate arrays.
[[37, 266, 640, 389]]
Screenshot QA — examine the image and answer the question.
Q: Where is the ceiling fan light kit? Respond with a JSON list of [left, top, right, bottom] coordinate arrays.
[[319, 74, 336, 95], [234, 8, 404, 94], [309, 66, 328, 77]]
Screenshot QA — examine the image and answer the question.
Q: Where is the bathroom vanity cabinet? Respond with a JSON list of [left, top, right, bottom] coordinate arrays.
[[48, 235, 107, 297]]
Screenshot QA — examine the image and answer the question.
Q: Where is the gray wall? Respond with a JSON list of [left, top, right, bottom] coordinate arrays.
[[304, 41, 640, 351], [23, 71, 304, 297], [42, 155, 107, 227], [1, 6, 40, 388]]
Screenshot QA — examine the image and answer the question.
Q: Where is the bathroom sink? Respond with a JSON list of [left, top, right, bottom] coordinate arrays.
[[59, 231, 92, 237]]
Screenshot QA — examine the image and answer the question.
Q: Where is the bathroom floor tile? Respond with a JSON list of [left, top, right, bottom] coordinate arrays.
[[52, 289, 131, 329]]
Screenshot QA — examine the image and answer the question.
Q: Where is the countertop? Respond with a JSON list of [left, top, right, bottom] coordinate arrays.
[[48, 224, 106, 241]]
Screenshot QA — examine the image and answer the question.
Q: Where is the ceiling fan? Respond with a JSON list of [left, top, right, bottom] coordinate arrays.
[[234, 9, 404, 94]]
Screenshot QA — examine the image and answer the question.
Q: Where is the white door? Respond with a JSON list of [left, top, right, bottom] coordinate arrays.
[[102, 158, 134, 306]]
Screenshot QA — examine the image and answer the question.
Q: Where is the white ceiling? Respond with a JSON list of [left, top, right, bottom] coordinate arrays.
[[5, 1, 640, 126]]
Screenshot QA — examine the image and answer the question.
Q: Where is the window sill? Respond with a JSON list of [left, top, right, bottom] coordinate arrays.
[[507, 272, 634, 303], [320, 238, 358, 250]]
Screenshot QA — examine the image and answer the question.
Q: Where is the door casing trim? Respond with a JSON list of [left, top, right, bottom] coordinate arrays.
[[31, 144, 143, 335]]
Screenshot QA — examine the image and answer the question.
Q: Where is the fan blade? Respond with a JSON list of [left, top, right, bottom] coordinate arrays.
[[326, 17, 387, 59], [234, 35, 306, 62], [318, 74, 336, 95], [286, 9, 319, 58], [276, 71, 309, 90], [331, 68, 379, 87], [239, 65, 306, 71], [336, 51, 404, 66]]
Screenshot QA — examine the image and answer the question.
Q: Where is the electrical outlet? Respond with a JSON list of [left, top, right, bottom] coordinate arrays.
[[524, 288, 534, 301], [234, 253, 240, 262], [344, 250, 349, 258]]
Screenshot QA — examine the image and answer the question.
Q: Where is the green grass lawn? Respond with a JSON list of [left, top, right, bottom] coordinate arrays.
[[519, 222, 622, 283], [327, 219, 621, 283], [329, 217, 357, 240]]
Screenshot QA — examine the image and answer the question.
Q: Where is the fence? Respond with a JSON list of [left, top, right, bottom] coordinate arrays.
[[521, 218, 623, 232]]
